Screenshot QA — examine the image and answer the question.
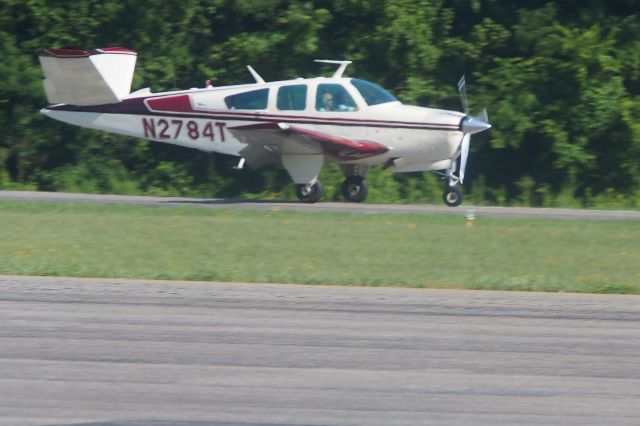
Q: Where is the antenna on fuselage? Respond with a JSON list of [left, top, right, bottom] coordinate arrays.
[[314, 59, 352, 78], [246, 65, 265, 84]]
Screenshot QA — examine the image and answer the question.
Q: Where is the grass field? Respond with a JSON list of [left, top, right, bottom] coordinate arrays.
[[0, 200, 638, 294]]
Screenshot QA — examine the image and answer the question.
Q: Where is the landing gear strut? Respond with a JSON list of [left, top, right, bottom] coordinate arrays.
[[443, 185, 462, 207], [295, 181, 324, 203], [341, 176, 368, 203]]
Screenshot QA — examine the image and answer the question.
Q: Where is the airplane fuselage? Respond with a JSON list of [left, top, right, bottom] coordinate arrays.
[[42, 77, 465, 171]]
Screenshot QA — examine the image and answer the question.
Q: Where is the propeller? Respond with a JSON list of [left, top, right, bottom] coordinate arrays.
[[457, 75, 491, 184], [457, 75, 469, 115], [459, 133, 471, 184]]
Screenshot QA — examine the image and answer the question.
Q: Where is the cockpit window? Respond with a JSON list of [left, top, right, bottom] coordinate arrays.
[[350, 79, 397, 106], [316, 84, 358, 112], [225, 88, 268, 110], [277, 85, 307, 110]]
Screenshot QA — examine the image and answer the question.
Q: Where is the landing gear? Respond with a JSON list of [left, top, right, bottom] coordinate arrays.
[[340, 165, 370, 203], [435, 159, 464, 207], [443, 186, 462, 207], [341, 176, 368, 203], [295, 181, 324, 203]]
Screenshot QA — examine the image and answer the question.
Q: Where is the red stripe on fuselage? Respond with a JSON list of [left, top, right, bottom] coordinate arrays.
[[47, 94, 461, 131], [145, 94, 193, 113], [41, 47, 137, 58]]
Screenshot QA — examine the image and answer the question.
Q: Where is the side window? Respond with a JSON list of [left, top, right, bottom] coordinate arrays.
[[277, 85, 307, 110], [224, 88, 269, 110], [316, 84, 358, 112]]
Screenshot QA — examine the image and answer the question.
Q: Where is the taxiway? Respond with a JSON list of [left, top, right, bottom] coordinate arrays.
[[1, 190, 640, 220]]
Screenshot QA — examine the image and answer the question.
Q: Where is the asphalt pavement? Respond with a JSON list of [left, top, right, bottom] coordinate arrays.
[[1, 190, 640, 219], [1, 276, 639, 426]]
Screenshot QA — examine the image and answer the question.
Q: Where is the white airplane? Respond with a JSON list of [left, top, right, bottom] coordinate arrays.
[[39, 47, 491, 206]]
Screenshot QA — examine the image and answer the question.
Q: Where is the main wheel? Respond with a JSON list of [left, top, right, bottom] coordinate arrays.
[[443, 186, 462, 207], [295, 181, 324, 203], [341, 176, 368, 203]]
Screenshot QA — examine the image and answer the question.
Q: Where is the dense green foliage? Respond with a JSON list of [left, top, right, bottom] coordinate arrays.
[[1, 1, 639, 207]]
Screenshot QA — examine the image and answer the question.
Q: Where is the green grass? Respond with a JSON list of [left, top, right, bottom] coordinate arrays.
[[0, 200, 639, 293]]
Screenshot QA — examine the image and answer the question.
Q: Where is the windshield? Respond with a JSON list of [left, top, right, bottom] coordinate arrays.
[[350, 78, 398, 106]]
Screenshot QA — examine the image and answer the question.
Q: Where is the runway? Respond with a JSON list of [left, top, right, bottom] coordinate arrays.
[[1, 276, 639, 426], [2, 190, 640, 219]]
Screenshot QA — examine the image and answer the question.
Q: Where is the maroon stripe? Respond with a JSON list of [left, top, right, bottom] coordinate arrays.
[[145, 94, 192, 112], [287, 126, 389, 157], [221, 111, 459, 128], [47, 95, 460, 130], [137, 93, 458, 128], [41, 48, 92, 58], [41, 47, 137, 58]]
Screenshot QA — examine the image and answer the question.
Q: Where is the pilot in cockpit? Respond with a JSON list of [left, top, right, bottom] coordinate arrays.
[[320, 91, 335, 111], [319, 90, 356, 112]]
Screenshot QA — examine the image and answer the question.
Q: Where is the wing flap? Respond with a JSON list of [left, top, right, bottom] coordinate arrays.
[[228, 122, 389, 161]]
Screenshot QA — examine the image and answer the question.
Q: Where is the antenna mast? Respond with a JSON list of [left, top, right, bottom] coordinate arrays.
[[314, 59, 352, 78]]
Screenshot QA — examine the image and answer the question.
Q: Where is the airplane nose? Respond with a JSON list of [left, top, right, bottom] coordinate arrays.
[[461, 116, 491, 135]]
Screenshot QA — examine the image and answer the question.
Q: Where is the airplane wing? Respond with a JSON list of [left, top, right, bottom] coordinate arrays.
[[227, 122, 389, 169]]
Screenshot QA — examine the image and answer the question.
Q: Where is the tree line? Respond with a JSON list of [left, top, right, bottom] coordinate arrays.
[[1, 0, 639, 207]]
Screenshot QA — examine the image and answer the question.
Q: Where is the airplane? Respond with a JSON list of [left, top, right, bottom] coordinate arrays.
[[38, 47, 491, 206]]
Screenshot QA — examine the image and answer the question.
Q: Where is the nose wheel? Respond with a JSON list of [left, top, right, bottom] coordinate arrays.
[[295, 181, 324, 203], [443, 186, 462, 207], [341, 176, 368, 203]]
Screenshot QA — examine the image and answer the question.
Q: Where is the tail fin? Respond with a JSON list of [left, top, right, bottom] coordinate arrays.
[[39, 47, 137, 106]]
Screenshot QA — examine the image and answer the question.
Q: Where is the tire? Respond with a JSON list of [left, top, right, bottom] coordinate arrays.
[[295, 181, 324, 203], [443, 186, 463, 207], [341, 177, 368, 203]]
